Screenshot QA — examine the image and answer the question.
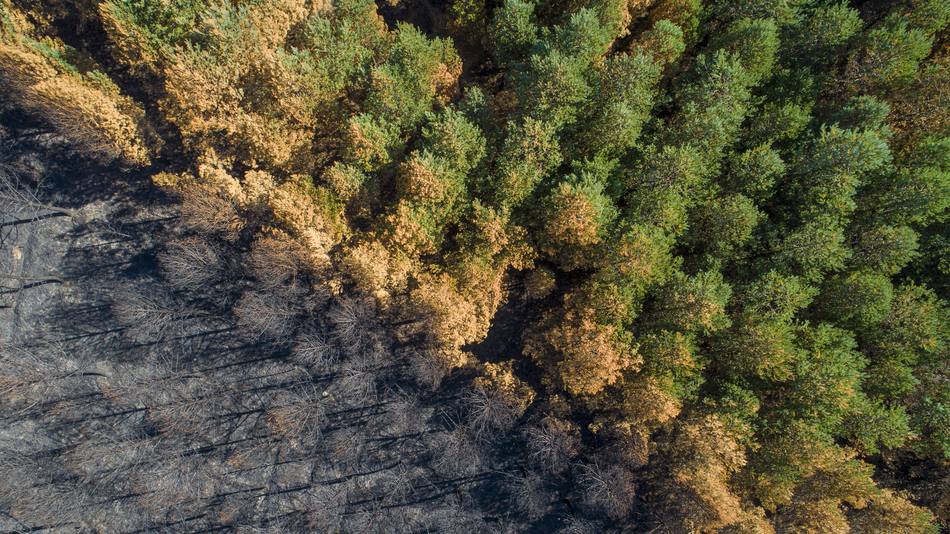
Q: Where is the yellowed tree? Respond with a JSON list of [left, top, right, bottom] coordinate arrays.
[[267, 174, 346, 265], [771, 449, 877, 533], [610, 374, 681, 428], [655, 414, 749, 533], [339, 239, 413, 303], [153, 151, 343, 269], [523, 268, 557, 300], [767, 445, 935, 533], [447, 204, 534, 336], [408, 271, 484, 349], [475, 361, 535, 411], [98, 0, 389, 172], [0, 2, 150, 164], [537, 172, 617, 271], [849, 489, 938, 534], [524, 290, 640, 397], [889, 49, 950, 149], [773, 499, 850, 534]]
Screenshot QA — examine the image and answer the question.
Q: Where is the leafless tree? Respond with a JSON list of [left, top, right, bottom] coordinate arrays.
[[343, 509, 382, 533], [525, 417, 581, 475], [607, 427, 650, 469], [178, 188, 243, 239], [380, 391, 428, 438], [413, 500, 491, 533], [145, 373, 226, 439], [0, 431, 88, 528], [334, 354, 379, 407], [224, 436, 279, 473], [0, 163, 74, 299], [134, 453, 219, 518], [231, 521, 284, 533], [292, 332, 339, 370], [7, 479, 88, 528], [215, 494, 258, 529], [375, 506, 439, 534], [0, 341, 85, 410], [111, 283, 196, 340], [293, 485, 346, 531], [327, 296, 378, 356], [246, 234, 315, 289], [96, 360, 174, 406], [63, 434, 158, 494], [0, 442, 48, 510], [362, 330, 391, 364], [265, 388, 326, 447], [234, 288, 300, 341], [558, 515, 600, 534], [82, 498, 152, 533], [464, 386, 520, 442], [0, 162, 80, 221], [432, 424, 482, 477], [377, 461, 420, 504], [158, 236, 224, 292], [576, 460, 637, 521], [325, 427, 366, 472], [404, 346, 453, 390], [507, 470, 550, 520]]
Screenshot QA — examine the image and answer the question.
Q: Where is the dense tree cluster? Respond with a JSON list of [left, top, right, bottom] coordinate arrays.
[[1, 0, 948, 531]]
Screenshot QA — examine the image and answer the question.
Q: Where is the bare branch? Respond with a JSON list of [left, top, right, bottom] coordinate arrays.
[[463, 386, 519, 443], [576, 461, 636, 521], [0, 163, 79, 219], [157, 236, 223, 291], [292, 332, 339, 371], [525, 417, 581, 476]]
